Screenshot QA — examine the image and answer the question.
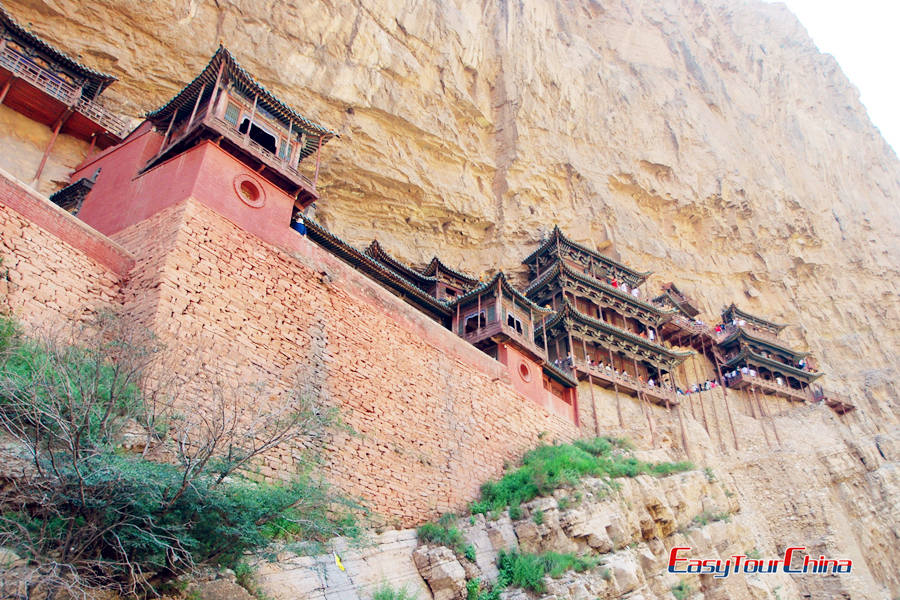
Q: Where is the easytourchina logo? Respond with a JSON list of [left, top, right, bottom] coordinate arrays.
[[668, 547, 852, 578]]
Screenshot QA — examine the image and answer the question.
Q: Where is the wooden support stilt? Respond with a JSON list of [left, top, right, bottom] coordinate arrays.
[[686, 344, 709, 435], [0, 79, 11, 104], [33, 113, 67, 185], [677, 403, 691, 459], [754, 386, 780, 446], [634, 357, 656, 448], [582, 338, 600, 435], [712, 347, 739, 451], [606, 346, 624, 428], [700, 335, 724, 450], [313, 135, 324, 188]]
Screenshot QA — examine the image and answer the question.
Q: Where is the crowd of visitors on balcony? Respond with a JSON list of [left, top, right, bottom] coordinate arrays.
[[606, 278, 642, 299]]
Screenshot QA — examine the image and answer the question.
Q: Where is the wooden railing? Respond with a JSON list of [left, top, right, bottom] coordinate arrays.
[[205, 114, 316, 193], [812, 388, 855, 413], [725, 372, 809, 402], [576, 360, 677, 406], [75, 98, 130, 138], [0, 46, 79, 103], [462, 320, 545, 360], [0, 46, 129, 139]]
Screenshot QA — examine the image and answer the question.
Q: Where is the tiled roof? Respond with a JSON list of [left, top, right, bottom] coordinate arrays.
[[0, 3, 116, 97], [146, 46, 338, 151]]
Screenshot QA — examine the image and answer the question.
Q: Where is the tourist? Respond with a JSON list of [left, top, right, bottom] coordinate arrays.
[[648, 329, 655, 341], [741, 366, 749, 374], [648, 378, 655, 387], [631, 287, 640, 298]]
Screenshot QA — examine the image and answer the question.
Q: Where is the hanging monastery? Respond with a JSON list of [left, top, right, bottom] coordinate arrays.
[[0, 6, 858, 523]]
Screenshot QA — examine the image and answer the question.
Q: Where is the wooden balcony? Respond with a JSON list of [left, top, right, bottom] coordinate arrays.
[[574, 360, 678, 407], [0, 45, 128, 144], [725, 372, 810, 403], [152, 107, 318, 203], [813, 388, 855, 414], [463, 320, 546, 361]]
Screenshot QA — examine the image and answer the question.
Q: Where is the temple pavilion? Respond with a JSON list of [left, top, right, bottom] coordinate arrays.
[[716, 304, 822, 402], [144, 46, 338, 207], [524, 227, 692, 406], [0, 4, 128, 185]]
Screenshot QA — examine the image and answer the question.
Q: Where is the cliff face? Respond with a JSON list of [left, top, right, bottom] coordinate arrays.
[[4, 0, 899, 598]]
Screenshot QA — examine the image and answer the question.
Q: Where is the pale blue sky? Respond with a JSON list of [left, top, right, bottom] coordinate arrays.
[[768, 0, 900, 155]]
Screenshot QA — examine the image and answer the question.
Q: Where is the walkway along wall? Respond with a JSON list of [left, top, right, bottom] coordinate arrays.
[[0, 173, 579, 526]]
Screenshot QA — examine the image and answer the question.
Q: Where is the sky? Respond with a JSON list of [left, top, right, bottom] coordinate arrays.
[[767, 0, 900, 155]]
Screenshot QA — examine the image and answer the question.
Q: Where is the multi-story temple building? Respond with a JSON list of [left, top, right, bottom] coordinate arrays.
[[523, 227, 692, 408], [716, 304, 821, 402]]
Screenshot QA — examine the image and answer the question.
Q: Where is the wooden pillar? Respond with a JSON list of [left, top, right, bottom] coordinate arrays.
[[313, 134, 324, 188], [713, 348, 739, 451], [634, 357, 656, 448], [606, 346, 624, 428], [455, 301, 460, 335], [186, 83, 208, 130], [244, 93, 258, 144], [209, 59, 226, 116], [540, 314, 550, 360], [700, 335, 724, 449], [676, 403, 691, 459], [752, 386, 774, 448], [679, 359, 696, 421], [33, 113, 67, 185], [582, 338, 600, 435], [0, 79, 11, 105], [160, 110, 177, 150], [476, 293, 481, 330], [686, 342, 709, 435]]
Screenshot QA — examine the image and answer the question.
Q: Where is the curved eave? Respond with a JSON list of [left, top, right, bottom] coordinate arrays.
[[724, 349, 822, 380], [421, 257, 478, 286], [302, 218, 451, 318], [0, 4, 116, 96], [526, 261, 676, 319], [542, 362, 578, 387], [523, 226, 651, 285], [449, 272, 555, 315], [365, 241, 438, 288], [537, 300, 692, 364], [720, 328, 809, 359], [146, 46, 338, 142], [722, 303, 787, 333]]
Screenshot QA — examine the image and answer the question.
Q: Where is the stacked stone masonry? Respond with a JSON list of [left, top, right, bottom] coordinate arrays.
[[0, 176, 578, 525]]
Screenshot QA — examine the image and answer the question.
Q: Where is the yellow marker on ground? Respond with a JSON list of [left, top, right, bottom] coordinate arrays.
[[334, 552, 345, 571]]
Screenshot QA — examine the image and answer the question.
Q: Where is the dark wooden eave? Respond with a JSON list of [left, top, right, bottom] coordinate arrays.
[[717, 327, 809, 360], [301, 217, 451, 323], [146, 46, 337, 161], [420, 256, 479, 288], [0, 3, 116, 98], [525, 260, 676, 326], [536, 299, 692, 368], [522, 226, 651, 287], [722, 348, 822, 382], [721, 303, 787, 334]]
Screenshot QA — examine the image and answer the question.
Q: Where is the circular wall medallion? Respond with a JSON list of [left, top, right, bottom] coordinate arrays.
[[519, 362, 532, 382], [234, 175, 265, 208]]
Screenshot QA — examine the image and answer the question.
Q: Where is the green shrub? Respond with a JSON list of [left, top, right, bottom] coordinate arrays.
[[508, 505, 523, 520], [0, 312, 360, 596], [372, 583, 418, 600], [532, 509, 544, 525], [691, 510, 731, 528], [463, 544, 477, 562], [466, 579, 501, 600], [417, 521, 465, 550], [746, 548, 762, 560], [671, 580, 692, 600], [704, 467, 716, 482], [496, 550, 600, 593], [468, 439, 693, 516]]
